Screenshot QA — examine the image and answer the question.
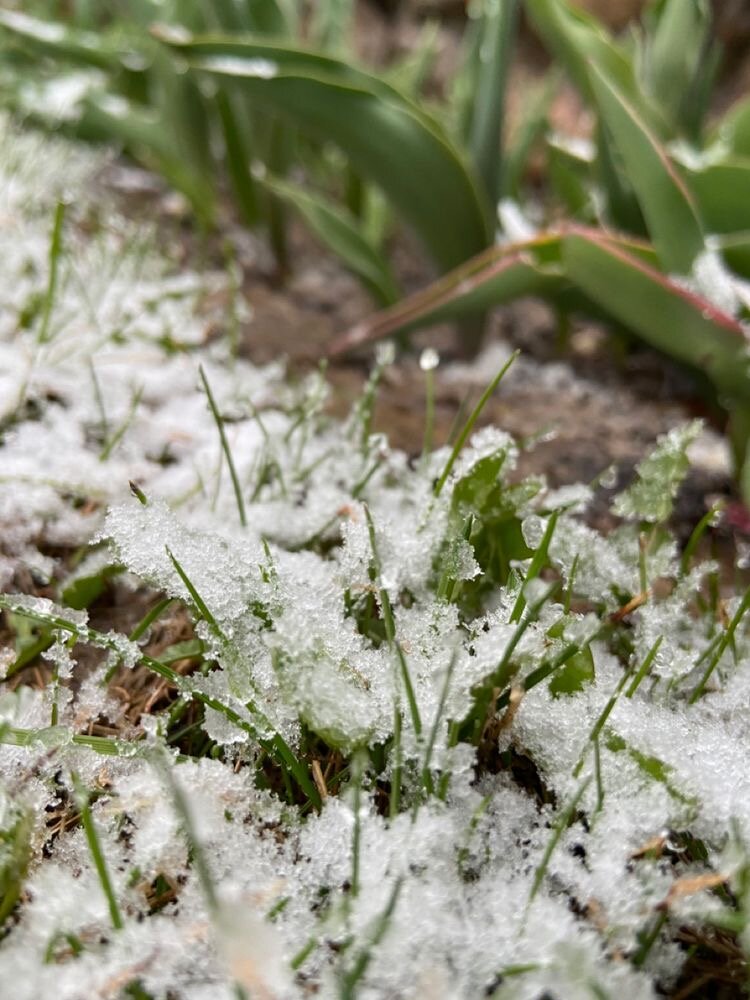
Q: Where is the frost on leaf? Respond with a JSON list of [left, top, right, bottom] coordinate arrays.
[[613, 421, 703, 523]]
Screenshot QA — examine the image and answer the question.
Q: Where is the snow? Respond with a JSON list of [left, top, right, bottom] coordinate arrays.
[[0, 112, 749, 998]]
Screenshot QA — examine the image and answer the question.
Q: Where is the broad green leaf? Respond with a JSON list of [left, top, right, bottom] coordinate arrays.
[[215, 88, 260, 226], [330, 236, 563, 354], [562, 229, 750, 402], [683, 159, 750, 235], [641, 0, 714, 137], [464, 0, 519, 204], [547, 135, 596, 218], [548, 645, 594, 697], [589, 65, 705, 273], [154, 30, 492, 271], [0, 9, 122, 70], [258, 173, 401, 305], [503, 69, 558, 198], [613, 420, 703, 523], [524, 0, 638, 110], [82, 93, 215, 223], [62, 563, 124, 610], [717, 96, 750, 158], [714, 232, 750, 281]]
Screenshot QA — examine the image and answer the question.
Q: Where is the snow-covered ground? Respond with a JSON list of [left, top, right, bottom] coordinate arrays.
[[1, 115, 749, 999]]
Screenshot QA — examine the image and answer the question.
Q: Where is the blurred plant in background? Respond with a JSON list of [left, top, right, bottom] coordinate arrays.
[[2, 0, 750, 494]]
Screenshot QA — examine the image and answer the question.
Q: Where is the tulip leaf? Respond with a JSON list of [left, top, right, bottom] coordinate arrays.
[[330, 236, 563, 354], [258, 173, 401, 305], [562, 229, 750, 402], [588, 65, 705, 274], [154, 30, 492, 272], [683, 159, 750, 235]]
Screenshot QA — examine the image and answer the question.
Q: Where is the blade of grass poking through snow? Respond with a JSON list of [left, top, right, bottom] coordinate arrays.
[[510, 509, 559, 622], [0, 726, 141, 758], [0, 791, 30, 927], [70, 771, 123, 931], [363, 504, 422, 737], [626, 635, 663, 699], [0, 596, 320, 807], [390, 703, 402, 819], [572, 662, 633, 778], [340, 877, 403, 1000], [613, 421, 702, 524], [154, 30, 492, 272], [37, 200, 65, 345], [421, 649, 458, 803], [349, 752, 364, 901], [689, 585, 750, 703], [199, 366, 246, 527], [588, 65, 704, 274], [681, 502, 724, 576], [151, 752, 218, 914], [465, 581, 559, 742], [257, 173, 400, 305], [99, 385, 143, 461], [465, 0, 519, 204], [528, 776, 590, 904], [128, 597, 174, 643], [166, 546, 225, 639], [434, 349, 519, 497]]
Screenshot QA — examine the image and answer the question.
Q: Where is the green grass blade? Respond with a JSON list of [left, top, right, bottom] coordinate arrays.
[[38, 200, 66, 346], [689, 585, 750, 703], [258, 173, 401, 305], [434, 349, 519, 497], [165, 546, 226, 639], [154, 29, 492, 271], [588, 65, 705, 273], [151, 753, 219, 914], [71, 772, 123, 931], [509, 509, 559, 622], [340, 877, 403, 1000], [199, 365, 247, 528], [529, 776, 590, 902]]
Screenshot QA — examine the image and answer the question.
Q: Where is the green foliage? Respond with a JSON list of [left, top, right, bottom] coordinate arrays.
[[333, 0, 750, 500], [0, 789, 32, 926], [0, 1, 507, 292], [612, 421, 702, 524]]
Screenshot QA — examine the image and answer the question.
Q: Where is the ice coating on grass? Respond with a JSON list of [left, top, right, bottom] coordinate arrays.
[[2, 114, 750, 999]]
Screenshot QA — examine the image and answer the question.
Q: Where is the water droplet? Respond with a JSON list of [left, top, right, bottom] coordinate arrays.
[[419, 347, 440, 372]]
